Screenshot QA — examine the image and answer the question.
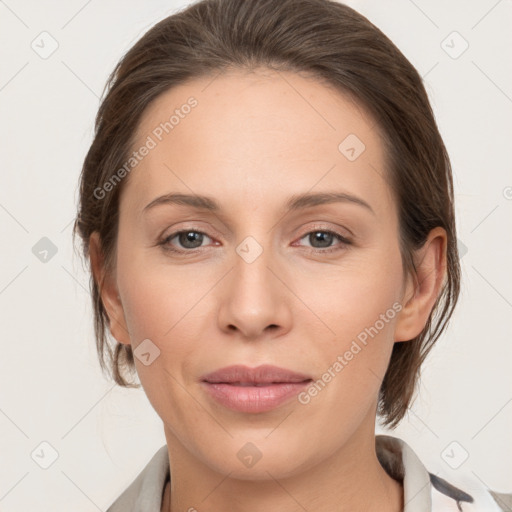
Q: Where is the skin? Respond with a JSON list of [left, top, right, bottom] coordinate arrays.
[[90, 67, 447, 512]]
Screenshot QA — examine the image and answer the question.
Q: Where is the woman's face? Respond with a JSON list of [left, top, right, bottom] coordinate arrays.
[[103, 68, 423, 478]]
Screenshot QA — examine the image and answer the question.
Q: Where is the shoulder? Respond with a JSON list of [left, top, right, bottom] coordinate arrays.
[[106, 445, 169, 512], [376, 435, 511, 512]]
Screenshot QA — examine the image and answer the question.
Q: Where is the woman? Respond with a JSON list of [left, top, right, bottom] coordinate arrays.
[[73, 0, 509, 510]]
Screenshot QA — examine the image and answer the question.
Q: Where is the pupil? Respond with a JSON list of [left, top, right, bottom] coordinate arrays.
[[312, 231, 332, 248], [180, 231, 202, 248]]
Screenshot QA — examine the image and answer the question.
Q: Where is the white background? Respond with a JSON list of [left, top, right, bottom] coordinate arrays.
[[0, 0, 511, 510]]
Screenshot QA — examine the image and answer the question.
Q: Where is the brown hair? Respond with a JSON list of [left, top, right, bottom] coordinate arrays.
[[73, 0, 461, 428]]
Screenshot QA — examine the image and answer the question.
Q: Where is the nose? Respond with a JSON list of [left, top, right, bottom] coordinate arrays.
[[217, 242, 292, 341]]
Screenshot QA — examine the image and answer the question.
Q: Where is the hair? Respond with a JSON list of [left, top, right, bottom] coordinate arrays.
[[73, 0, 461, 428]]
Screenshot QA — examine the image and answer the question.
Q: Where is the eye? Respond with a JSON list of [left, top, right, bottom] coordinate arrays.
[[294, 227, 352, 254], [158, 226, 352, 255], [159, 229, 214, 252]]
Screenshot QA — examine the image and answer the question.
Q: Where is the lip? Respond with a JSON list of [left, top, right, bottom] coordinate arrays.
[[200, 364, 312, 413]]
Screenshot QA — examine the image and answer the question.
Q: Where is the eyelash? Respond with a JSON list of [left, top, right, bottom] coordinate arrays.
[[157, 225, 352, 255]]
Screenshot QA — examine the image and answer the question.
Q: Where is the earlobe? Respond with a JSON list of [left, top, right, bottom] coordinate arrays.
[[89, 232, 131, 346], [394, 227, 447, 343]]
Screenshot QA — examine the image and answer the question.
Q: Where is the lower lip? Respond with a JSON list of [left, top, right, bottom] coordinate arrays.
[[201, 381, 311, 413]]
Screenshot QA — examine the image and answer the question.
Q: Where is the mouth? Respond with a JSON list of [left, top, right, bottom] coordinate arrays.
[[200, 365, 313, 413], [214, 381, 312, 387], [200, 363, 312, 385]]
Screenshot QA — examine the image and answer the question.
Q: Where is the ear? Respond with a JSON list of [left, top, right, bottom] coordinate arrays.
[[89, 231, 131, 346], [394, 227, 448, 342]]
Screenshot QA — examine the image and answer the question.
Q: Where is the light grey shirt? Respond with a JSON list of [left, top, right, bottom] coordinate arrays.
[[106, 435, 510, 512]]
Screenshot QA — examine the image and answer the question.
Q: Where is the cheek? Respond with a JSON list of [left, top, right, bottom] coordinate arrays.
[[117, 240, 191, 341], [117, 251, 209, 381], [295, 276, 402, 443], [300, 247, 403, 343], [117, 260, 202, 416], [121, 280, 203, 378], [121, 279, 170, 342], [298, 246, 404, 396]]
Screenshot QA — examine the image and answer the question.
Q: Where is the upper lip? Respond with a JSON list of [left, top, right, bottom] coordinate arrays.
[[201, 364, 312, 384]]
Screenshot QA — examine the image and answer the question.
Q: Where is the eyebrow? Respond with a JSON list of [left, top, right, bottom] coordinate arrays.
[[142, 191, 375, 215]]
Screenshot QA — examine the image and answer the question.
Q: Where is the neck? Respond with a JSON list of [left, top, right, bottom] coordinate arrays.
[[161, 416, 403, 512]]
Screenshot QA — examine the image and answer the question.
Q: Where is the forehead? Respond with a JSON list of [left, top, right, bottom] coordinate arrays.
[[121, 67, 393, 220]]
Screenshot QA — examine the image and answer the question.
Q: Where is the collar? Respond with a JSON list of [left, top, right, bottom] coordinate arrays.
[[376, 434, 432, 511]]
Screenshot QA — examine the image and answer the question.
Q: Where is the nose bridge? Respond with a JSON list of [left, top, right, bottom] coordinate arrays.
[[217, 231, 290, 338], [232, 233, 275, 300]]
